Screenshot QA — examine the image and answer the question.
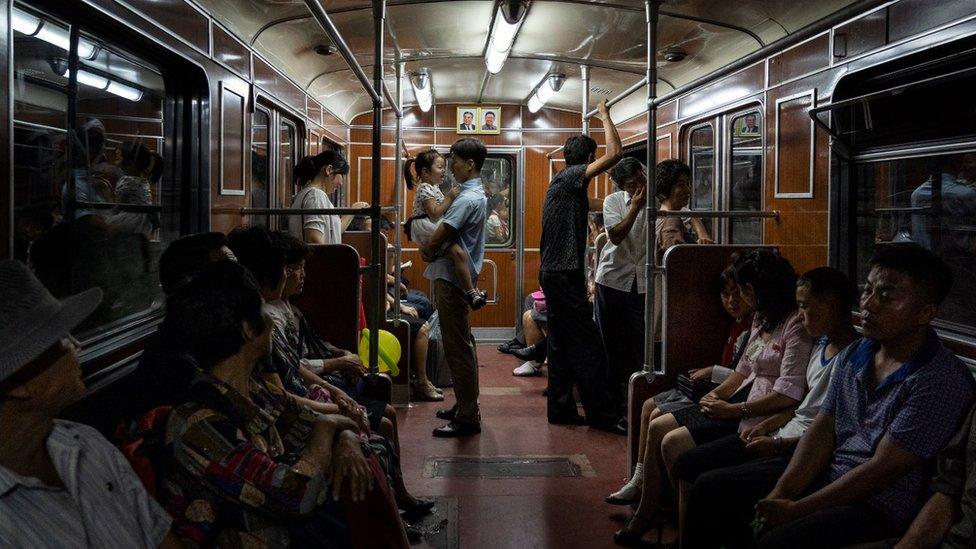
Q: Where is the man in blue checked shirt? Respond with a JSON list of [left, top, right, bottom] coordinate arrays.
[[753, 244, 976, 549]]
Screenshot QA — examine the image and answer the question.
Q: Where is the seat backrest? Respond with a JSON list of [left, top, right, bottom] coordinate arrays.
[[662, 244, 777, 376], [292, 243, 361, 353], [342, 231, 389, 318]]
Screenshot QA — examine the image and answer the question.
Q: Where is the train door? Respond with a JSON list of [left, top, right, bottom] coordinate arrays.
[[723, 108, 764, 244], [252, 100, 303, 228]]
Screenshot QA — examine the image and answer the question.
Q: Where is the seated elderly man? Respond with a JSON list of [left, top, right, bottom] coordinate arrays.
[[0, 260, 177, 547], [752, 244, 976, 549]]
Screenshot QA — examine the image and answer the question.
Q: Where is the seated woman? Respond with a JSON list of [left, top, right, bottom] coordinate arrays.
[[228, 226, 432, 518], [161, 261, 408, 548], [606, 263, 754, 505], [614, 249, 813, 546], [677, 267, 858, 549], [511, 290, 549, 377]]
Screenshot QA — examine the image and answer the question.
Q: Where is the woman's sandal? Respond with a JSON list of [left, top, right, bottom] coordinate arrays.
[[613, 512, 665, 547]]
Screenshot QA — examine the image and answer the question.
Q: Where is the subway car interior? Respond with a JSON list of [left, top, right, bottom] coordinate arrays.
[[4, 0, 976, 547]]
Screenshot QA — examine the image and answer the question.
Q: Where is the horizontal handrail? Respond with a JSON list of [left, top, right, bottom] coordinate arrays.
[[873, 206, 931, 214], [304, 0, 382, 104], [74, 201, 162, 213], [212, 206, 397, 216], [656, 209, 779, 219], [586, 77, 648, 119]]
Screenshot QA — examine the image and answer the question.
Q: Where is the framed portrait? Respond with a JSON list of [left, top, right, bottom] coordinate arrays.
[[478, 107, 501, 134], [732, 112, 762, 137], [457, 107, 478, 134]]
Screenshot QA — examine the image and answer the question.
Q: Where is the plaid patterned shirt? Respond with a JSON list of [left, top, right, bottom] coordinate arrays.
[[820, 330, 976, 525], [163, 374, 332, 547]]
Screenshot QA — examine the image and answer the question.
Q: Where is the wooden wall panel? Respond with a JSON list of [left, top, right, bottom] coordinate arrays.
[[888, 0, 976, 43], [774, 90, 816, 198], [219, 83, 246, 196], [253, 56, 306, 115], [117, 0, 209, 53], [213, 25, 249, 80], [768, 34, 830, 86]]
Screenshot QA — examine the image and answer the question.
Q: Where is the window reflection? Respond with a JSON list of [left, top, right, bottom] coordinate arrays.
[[12, 4, 170, 339], [856, 152, 976, 333], [729, 112, 763, 244], [442, 155, 514, 247], [689, 125, 714, 240], [251, 108, 270, 226]]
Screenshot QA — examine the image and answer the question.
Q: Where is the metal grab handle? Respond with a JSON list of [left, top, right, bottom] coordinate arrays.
[[211, 206, 397, 216], [656, 209, 779, 219], [481, 258, 500, 305], [74, 201, 163, 213]]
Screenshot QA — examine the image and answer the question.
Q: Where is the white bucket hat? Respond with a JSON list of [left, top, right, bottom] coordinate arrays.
[[0, 260, 102, 383]]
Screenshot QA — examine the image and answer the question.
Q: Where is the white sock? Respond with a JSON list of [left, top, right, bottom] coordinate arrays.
[[630, 463, 644, 485]]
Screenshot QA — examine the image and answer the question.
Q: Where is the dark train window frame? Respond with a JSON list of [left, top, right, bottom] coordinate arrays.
[[10, 0, 208, 369], [253, 94, 306, 230], [725, 107, 765, 246], [826, 35, 976, 343]]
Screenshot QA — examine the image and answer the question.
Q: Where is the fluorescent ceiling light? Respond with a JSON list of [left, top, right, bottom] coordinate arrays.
[[13, 7, 98, 59], [528, 73, 564, 113], [484, 3, 526, 74], [62, 68, 144, 102], [410, 69, 433, 112]]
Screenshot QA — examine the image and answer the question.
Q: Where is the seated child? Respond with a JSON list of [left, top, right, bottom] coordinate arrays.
[[404, 149, 486, 309]]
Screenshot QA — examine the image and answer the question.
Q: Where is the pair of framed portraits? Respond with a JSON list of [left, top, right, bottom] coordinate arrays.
[[457, 106, 501, 134]]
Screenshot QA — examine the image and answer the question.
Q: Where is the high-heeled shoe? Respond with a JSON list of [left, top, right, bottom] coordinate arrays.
[[613, 512, 664, 547]]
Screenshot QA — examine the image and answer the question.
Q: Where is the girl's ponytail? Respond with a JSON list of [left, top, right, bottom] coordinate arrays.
[[403, 158, 418, 190]]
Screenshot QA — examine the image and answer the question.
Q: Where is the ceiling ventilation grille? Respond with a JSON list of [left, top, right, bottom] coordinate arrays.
[[590, 86, 613, 95]]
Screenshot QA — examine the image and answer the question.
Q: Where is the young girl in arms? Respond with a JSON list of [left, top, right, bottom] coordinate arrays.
[[405, 149, 486, 309]]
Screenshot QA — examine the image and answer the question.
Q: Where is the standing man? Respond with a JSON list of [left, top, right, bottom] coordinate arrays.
[[421, 138, 488, 438], [595, 157, 648, 415], [539, 99, 625, 434]]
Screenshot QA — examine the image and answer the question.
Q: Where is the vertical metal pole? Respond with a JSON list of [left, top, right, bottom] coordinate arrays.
[[393, 61, 404, 326], [369, 0, 385, 373], [581, 64, 591, 135], [643, 0, 659, 375]]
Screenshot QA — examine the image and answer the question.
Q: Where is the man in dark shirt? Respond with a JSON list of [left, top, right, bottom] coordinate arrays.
[[887, 403, 976, 548], [538, 99, 624, 434], [753, 244, 976, 549]]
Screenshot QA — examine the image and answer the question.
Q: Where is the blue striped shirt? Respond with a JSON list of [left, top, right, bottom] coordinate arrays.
[[0, 420, 171, 548], [820, 331, 976, 525]]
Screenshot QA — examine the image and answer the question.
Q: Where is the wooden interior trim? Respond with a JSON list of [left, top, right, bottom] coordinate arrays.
[[774, 89, 817, 198], [219, 82, 246, 196]]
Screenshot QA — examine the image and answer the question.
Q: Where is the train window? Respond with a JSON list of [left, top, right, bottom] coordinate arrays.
[[442, 154, 514, 247], [688, 124, 715, 240], [277, 118, 297, 227], [251, 107, 270, 226], [12, 4, 174, 339], [854, 152, 976, 335], [729, 112, 763, 244]]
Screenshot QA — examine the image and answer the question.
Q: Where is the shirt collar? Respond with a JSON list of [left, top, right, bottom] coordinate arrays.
[[0, 421, 81, 497], [850, 328, 942, 390], [459, 177, 482, 191]]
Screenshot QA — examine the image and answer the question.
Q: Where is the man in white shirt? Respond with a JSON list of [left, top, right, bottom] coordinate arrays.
[[0, 260, 178, 548], [594, 157, 648, 414]]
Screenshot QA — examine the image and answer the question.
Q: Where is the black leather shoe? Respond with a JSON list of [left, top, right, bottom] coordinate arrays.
[[403, 520, 423, 544], [548, 414, 587, 426], [512, 340, 547, 362], [590, 417, 628, 436], [399, 497, 436, 519], [497, 338, 524, 354], [435, 406, 457, 421], [432, 421, 482, 437]]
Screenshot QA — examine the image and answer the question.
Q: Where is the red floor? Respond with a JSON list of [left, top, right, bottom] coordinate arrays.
[[396, 345, 634, 549]]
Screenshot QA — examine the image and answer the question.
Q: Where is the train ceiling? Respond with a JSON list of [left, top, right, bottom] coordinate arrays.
[[194, 0, 859, 124]]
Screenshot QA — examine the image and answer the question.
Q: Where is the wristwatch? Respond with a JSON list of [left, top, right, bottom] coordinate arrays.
[[740, 404, 749, 418], [773, 435, 783, 453]]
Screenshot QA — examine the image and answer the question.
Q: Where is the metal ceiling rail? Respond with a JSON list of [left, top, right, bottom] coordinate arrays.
[[643, 0, 660, 379], [547, 76, 648, 158], [382, 80, 402, 118], [304, 0, 382, 104]]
